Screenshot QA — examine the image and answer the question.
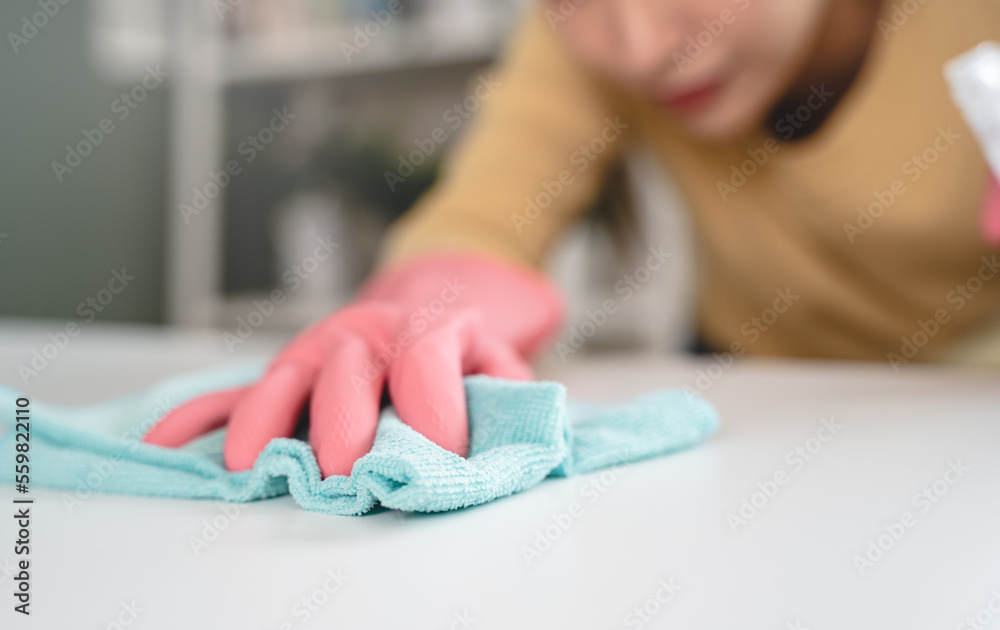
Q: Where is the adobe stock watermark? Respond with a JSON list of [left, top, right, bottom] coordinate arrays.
[[543, 0, 587, 28], [180, 106, 296, 224], [222, 235, 339, 352], [726, 416, 843, 533], [672, 0, 756, 72], [683, 287, 799, 400], [350, 278, 468, 393], [7, 0, 75, 55], [61, 396, 174, 514], [212, 0, 245, 19], [435, 611, 477, 630], [887, 254, 1000, 371], [97, 601, 144, 630], [51, 65, 169, 182], [953, 587, 1000, 630], [555, 246, 671, 362], [843, 126, 961, 243], [623, 578, 681, 629], [877, 0, 931, 41], [340, 0, 406, 61], [510, 116, 628, 233], [852, 459, 971, 576], [716, 85, 834, 201], [17, 268, 136, 386], [384, 74, 500, 192], [274, 568, 350, 628], [521, 465, 627, 566], [189, 503, 243, 557]]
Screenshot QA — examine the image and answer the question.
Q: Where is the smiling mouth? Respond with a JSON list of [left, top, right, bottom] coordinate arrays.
[[659, 80, 725, 112]]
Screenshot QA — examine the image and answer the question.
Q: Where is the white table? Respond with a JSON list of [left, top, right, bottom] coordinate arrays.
[[1, 320, 999, 629]]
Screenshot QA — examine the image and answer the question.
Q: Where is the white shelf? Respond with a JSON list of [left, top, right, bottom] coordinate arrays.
[[220, 292, 347, 329], [85, 0, 518, 326], [224, 22, 502, 85]]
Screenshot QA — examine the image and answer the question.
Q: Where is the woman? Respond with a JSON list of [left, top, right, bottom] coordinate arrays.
[[145, 0, 1000, 477]]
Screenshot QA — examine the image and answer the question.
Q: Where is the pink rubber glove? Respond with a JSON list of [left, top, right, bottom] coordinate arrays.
[[143, 254, 564, 478], [983, 175, 1000, 247]]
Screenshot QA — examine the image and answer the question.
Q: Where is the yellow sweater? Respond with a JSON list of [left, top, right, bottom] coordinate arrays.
[[385, 2, 1000, 363]]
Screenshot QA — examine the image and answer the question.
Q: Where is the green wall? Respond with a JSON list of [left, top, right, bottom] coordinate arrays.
[[0, 0, 168, 323]]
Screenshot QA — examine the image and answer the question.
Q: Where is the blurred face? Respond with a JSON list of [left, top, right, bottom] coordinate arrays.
[[551, 0, 831, 141]]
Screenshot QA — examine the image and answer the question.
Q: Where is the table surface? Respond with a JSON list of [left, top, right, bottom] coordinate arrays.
[[1, 320, 999, 629]]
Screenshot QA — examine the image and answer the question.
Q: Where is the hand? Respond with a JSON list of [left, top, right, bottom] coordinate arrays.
[[143, 255, 564, 477]]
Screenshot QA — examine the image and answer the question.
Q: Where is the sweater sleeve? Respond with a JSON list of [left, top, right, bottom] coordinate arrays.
[[381, 8, 630, 270]]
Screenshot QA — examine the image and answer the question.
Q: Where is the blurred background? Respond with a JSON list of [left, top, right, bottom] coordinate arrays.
[[2, 0, 525, 323], [0, 0, 696, 359]]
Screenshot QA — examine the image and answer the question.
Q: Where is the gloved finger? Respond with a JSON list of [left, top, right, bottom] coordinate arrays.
[[388, 314, 478, 457], [143, 386, 250, 447], [982, 175, 1000, 247], [224, 362, 316, 471], [309, 332, 387, 478], [469, 338, 534, 381]]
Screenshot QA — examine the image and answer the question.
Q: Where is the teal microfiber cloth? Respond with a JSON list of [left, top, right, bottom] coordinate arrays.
[[0, 361, 718, 515]]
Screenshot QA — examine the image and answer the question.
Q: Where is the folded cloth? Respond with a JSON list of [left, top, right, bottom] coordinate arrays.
[[0, 362, 718, 515]]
